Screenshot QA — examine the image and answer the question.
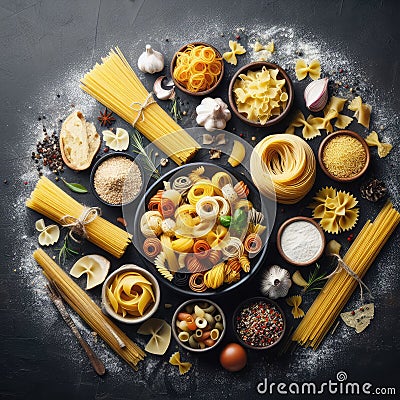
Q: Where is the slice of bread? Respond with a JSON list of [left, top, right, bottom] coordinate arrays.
[[60, 110, 100, 171]]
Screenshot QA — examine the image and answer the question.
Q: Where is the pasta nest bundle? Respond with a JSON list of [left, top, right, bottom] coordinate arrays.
[[233, 67, 288, 124], [140, 167, 267, 292], [308, 187, 359, 234], [173, 44, 223, 93], [250, 134, 316, 204]]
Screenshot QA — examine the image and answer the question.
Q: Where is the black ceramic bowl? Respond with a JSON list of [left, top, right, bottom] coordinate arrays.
[[90, 152, 144, 207], [132, 162, 271, 297], [233, 296, 286, 350]]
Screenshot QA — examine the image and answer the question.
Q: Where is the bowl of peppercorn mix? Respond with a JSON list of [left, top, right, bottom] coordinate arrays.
[[233, 297, 286, 350], [318, 130, 370, 182]]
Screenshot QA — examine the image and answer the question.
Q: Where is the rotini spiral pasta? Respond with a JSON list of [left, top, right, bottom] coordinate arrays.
[[234, 181, 249, 199], [204, 263, 225, 289], [239, 254, 250, 272], [154, 252, 174, 281], [188, 166, 206, 183], [143, 237, 162, 258], [224, 269, 241, 284], [189, 273, 207, 292], [225, 258, 242, 273]]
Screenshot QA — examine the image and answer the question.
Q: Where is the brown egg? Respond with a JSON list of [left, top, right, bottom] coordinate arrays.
[[219, 343, 247, 372]]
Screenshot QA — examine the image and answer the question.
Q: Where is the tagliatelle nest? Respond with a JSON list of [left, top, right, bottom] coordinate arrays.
[[308, 187, 359, 234]]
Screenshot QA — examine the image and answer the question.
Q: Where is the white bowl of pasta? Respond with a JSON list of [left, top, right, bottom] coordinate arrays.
[[172, 299, 226, 352], [101, 264, 160, 324]]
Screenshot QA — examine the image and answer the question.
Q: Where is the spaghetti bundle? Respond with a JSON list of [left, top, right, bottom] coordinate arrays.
[[292, 201, 400, 349], [80, 47, 199, 165], [26, 177, 131, 258], [173, 44, 223, 92], [250, 134, 316, 204], [33, 249, 145, 370]]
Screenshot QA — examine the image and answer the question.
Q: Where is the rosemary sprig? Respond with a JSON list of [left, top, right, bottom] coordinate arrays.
[[130, 130, 161, 180], [56, 233, 79, 265], [302, 263, 327, 294], [170, 96, 181, 122]]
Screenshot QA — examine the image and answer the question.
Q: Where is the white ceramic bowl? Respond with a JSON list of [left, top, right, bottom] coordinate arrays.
[[101, 264, 160, 324]]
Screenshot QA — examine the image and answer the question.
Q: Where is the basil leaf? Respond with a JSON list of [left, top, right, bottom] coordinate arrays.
[[219, 215, 231, 227], [61, 178, 88, 193]]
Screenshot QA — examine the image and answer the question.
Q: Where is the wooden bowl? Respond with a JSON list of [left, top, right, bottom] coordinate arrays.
[[170, 42, 224, 96], [228, 61, 294, 127], [318, 130, 370, 182], [277, 216, 325, 267]]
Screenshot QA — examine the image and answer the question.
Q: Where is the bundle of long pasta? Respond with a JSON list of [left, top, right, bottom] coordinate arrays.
[[33, 249, 145, 369], [26, 177, 131, 258], [250, 134, 316, 204], [80, 47, 199, 165], [292, 201, 400, 349]]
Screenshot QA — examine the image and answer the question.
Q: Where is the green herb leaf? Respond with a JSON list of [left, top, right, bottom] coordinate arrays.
[[61, 178, 88, 193], [219, 215, 231, 227]]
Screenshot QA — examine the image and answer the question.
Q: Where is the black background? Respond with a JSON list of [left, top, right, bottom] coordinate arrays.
[[1, 1, 399, 399]]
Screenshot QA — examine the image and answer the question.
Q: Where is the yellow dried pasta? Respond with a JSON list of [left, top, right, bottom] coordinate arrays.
[[250, 134, 316, 204], [223, 40, 246, 65], [169, 351, 192, 375], [309, 187, 359, 234], [233, 67, 288, 125], [286, 295, 305, 319], [295, 59, 321, 80], [348, 96, 372, 128], [365, 131, 393, 158]]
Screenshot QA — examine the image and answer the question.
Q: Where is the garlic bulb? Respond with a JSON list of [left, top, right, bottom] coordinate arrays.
[[261, 265, 292, 299], [304, 77, 329, 112], [137, 44, 164, 74], [195, 97, 231, 132]]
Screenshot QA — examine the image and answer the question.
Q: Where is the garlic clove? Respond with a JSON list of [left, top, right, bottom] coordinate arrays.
[[304, 78, 329, 112], [137, 44, 165, 74], [153, 75, 175, 100], [196, 97, 231, 132]]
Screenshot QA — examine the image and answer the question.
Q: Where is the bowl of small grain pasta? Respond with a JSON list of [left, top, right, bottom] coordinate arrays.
[[172, 299, 226, 352], [318, 130, 370, 182], [90, 152, 144, 207]]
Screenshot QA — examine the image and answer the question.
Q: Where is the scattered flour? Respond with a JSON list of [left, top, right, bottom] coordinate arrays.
[[11, 18, 399, 395]]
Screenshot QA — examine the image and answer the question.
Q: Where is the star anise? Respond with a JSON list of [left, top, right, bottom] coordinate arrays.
[[97, 108, 116, 127]]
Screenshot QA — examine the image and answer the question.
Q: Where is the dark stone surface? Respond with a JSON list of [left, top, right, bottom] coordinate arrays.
[[0, 1, 399, 399]]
